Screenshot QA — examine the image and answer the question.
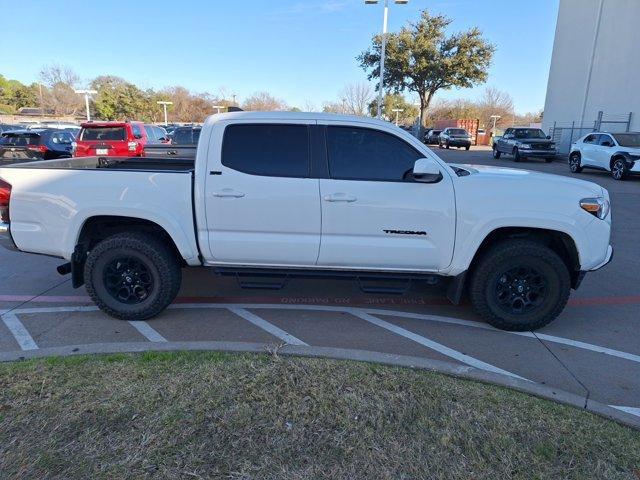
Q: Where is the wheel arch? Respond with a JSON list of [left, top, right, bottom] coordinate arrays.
[[70, 215, 188, 288], [467, 227, 581, 289]]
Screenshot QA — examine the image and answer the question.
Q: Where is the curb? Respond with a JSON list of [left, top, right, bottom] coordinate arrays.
[[2, 340, 639, 430]]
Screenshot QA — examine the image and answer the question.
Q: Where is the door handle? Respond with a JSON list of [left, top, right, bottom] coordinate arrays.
[[323, 193, 357, 203], [212, 188, 245, 198]]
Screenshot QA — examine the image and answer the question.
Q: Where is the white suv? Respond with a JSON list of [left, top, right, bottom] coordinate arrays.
[[569, 132, 640, 180]]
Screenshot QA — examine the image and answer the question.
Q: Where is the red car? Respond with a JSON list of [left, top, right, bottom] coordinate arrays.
[[73, 121, 169, 157]]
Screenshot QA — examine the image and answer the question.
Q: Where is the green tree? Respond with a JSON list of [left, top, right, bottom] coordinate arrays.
[[91, 76, 150, 121], [0, 75, 39, 113], [368, 93, 419, 125], [358, 10, 495, 126]]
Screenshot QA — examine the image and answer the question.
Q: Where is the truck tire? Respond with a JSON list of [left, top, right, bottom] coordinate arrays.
[[84, 232, 182, 320], [492, 146, 501, 159], [469, 240, 570, 331]]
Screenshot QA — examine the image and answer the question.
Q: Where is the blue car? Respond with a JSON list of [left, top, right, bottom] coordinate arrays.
[[0, 129, 75, 163]]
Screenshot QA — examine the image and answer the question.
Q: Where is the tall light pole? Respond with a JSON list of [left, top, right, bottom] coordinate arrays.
[[365, 0, 409, 119], [490, 115, 501, 132], [157, 101, 173, 126], [392, 108, 404, 126], [74, 89, 97, 121]]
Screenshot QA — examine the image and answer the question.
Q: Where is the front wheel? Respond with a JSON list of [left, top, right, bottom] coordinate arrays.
[[84, 232, 182, 320], [569, 153, 583, 173], [465, 145, 470, 151], [611, 158, 629, 181], [445, 141, 450, 149], [513, 148, 521, 162], [492, 146, 501, 159], [469, 240, 570, 331]]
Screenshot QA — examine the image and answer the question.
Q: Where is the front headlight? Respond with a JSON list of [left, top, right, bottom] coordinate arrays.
[[580, 197, 610, 219], [520, 143, 532, 149], [550, 143, 556, 148]]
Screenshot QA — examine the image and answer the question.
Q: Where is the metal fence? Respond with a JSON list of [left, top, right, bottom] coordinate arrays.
[[549, 111, 633, 155]]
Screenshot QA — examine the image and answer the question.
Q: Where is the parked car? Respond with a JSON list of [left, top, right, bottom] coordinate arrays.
[[73, 121, 167, 157], [492, 127, 557, 163], [170, 126, 201, 145], [0, 129, 75, 163], [569, 132, 640, 180], [424, 129, 442, 145], [0, 112, 612, 331], [438, 128, 471, 150]]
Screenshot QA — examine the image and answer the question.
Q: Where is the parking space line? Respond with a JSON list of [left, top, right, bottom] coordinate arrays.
[[349, 310, 528, 381], [1, 313, 38, 351], [535, 333, 640, 365], [128, 321, 167, 343], [228, 307, 308, 346]]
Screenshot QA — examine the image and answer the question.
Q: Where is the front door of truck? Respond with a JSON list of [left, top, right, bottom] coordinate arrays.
[[204, 121, 321, 266], [316, 123, 456, 271]]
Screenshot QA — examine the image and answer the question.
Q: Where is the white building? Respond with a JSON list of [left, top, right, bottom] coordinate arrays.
[[542, 0, 639, 151]]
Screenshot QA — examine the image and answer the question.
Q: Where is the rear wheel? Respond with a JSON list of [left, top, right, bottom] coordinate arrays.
[[492, 146, 501, 159], [84, 232, 182, 320], [469, 240, 570, 331], [611, 158, 629, 181], [569, 153, 583, 173]]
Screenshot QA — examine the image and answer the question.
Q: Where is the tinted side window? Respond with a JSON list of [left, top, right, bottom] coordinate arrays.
[[326, 126, 422, 181], [222, 124, 310, 177], [132, 124, 143, 139], [599, 135, 613, 146], [583, 134, 598, 144], [144, 125, 156, 142]]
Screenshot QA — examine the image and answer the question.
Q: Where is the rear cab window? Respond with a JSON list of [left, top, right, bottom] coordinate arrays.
[[222, 124, 310, 177]]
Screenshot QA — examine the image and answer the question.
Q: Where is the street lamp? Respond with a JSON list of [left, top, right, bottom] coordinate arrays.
[[74, 89, 97, 121], [157, 101, 173, 126], [365, 0, 409, 119], [490, 115, 501, 133], [391, 108, 404, 126]]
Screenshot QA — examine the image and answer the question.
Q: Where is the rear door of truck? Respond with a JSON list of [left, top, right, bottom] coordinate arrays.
[[201, 120, 322, 266]]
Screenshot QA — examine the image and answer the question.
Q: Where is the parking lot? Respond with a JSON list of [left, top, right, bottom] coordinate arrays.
[[1, 146, 639, 422]]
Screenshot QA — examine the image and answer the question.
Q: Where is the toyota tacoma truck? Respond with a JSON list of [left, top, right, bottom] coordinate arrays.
[[0, 112, 613, 331]]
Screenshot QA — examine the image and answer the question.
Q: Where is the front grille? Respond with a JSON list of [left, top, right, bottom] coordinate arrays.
[[531, 143, 551, 149]]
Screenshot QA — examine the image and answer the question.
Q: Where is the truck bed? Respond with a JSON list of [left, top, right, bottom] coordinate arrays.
[[2, 156, 195, 172]]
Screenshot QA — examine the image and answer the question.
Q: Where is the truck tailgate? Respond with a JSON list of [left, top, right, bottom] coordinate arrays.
[[0, 164, 200, 265]]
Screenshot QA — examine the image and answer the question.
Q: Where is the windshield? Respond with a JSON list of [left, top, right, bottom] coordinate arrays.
[[514, 129, 547, 139], [612, 133, 640, 147], [80, 127, 126, 141], [449, 129, 468, 136]]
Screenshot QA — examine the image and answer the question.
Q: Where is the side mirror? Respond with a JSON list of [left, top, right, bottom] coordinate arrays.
[[546, 135, 552, 139], [413, 158, 442, 183], [134, 134, 143, 139]]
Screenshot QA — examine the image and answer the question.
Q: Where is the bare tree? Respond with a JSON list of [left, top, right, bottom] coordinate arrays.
[[339, 82, 373, 116], [39, 64, 82, 116], [242, 92, 288, 111], [477, 87, 514, 130], [322, 100, 349, 114]]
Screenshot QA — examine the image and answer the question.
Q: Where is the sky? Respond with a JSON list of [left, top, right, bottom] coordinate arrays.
[[0, 0, 559, 114]]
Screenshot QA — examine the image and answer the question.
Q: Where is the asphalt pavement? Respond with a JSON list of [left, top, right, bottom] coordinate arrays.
[[1, 146, 638, 424]]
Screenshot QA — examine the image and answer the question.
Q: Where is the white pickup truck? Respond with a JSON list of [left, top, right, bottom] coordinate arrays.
[[0, 112, 613, 331]]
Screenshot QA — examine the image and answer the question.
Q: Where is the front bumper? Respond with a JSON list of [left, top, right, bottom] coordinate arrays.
[[0, 222, 18, 252], [519, 149, 557, 157], [590, 244, 613, 271], [445, 139, 472, 147]]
